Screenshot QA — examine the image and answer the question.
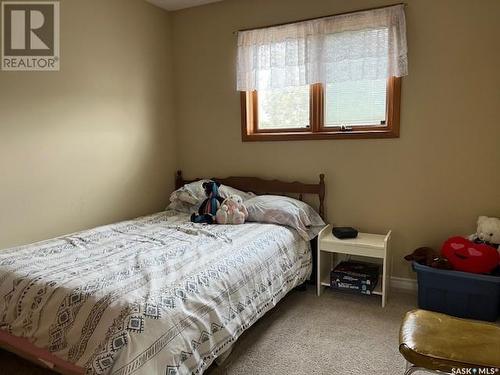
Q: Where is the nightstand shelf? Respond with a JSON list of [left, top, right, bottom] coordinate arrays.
[[317, 225, 392, 307]]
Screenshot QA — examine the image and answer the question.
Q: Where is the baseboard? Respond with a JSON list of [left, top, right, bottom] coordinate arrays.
[[390, 276, 417, 292]]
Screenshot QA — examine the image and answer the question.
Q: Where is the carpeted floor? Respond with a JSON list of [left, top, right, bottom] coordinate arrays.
[[0, 287, 416, 375], [209, 287, 416, 375]]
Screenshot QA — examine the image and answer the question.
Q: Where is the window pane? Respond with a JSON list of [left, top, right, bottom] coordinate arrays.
[[258, 85, 309, 129], [324, 79, 387, 127]]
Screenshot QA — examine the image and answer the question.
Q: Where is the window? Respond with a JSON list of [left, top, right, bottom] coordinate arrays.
[[236, 4, 407, 141], [241, 77, 401, 141], [257, 85, 310, 130]]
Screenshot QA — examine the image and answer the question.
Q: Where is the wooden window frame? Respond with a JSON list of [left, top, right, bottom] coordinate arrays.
[[241, 77, 401, 141]]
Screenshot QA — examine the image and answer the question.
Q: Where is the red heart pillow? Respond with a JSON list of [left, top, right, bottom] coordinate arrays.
[[442, 236, 499, 274]]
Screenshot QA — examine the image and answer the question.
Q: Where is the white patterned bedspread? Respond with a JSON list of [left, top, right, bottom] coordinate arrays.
[[0, 211, 312, 375]]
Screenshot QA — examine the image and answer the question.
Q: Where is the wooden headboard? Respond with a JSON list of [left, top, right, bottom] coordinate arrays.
[[175, 170, 326, 219]]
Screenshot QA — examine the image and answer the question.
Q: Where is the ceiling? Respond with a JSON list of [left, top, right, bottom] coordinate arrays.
[[146, 0, 223, 11]]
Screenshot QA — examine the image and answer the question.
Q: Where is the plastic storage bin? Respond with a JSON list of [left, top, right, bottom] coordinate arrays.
[[413, 262, 500, 322]]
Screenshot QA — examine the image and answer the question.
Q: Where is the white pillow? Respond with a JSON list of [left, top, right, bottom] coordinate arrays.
[[166, 200, 194, 214], [170, 180, 255, 206], [244, 195, 325, 240]]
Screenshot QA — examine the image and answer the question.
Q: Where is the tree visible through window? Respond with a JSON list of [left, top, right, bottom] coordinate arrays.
[[258, 86, 310, 130]]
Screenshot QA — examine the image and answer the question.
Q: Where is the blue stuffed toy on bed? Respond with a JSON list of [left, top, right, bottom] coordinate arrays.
[[190, 181, 224, 224]]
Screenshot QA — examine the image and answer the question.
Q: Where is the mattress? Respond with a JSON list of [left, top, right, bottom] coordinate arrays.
[[0, 211, 312, 374]]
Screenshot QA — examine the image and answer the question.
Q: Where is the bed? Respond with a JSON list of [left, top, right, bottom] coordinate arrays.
[[0, 171, 326, 375]]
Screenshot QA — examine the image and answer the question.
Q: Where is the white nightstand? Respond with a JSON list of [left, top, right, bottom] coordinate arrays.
[[317, 224, 392, 307]]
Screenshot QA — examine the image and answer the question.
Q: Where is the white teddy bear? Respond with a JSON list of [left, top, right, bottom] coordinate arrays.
[[469, 216, 500, 266], [216, 195, 248, 225], [470, 216, 500, 247]]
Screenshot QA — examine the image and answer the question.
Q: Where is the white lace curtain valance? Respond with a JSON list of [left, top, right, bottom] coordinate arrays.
[[236, 4, 408, 91]]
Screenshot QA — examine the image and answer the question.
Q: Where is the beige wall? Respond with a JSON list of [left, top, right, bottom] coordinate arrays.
[[0, 0, 176, 248], [172, 0, 500, 279]]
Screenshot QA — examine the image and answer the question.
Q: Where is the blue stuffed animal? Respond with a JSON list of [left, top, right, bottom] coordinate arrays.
[[190, 181, 224, 224]]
